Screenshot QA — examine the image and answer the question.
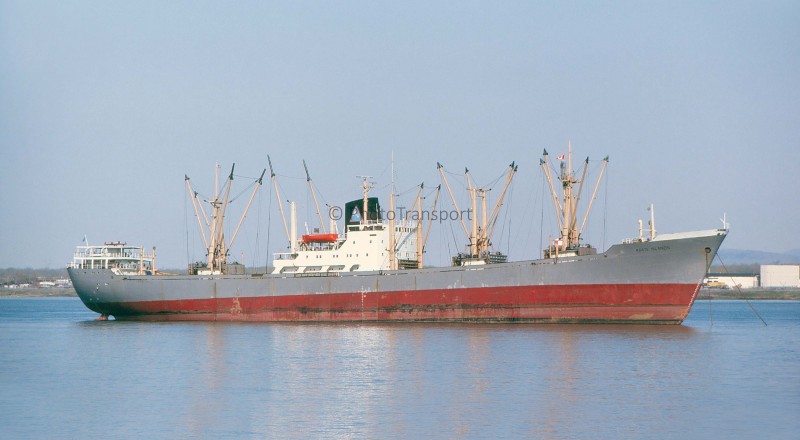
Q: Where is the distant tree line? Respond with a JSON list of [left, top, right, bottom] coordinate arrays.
[[708, 263, 760, 275], [0, 268, 69, 285]]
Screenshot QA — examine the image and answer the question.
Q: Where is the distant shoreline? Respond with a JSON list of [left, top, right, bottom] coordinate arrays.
[[1, 288, 78, 298], [2, 287, 800, 300]]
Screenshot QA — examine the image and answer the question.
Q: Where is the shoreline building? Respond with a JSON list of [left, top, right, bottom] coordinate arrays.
[[760, 265, 800, 288]]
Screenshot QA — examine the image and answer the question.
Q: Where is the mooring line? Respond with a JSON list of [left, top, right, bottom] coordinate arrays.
[[706, 252, 713, 327], [716, 254, 767, 326]]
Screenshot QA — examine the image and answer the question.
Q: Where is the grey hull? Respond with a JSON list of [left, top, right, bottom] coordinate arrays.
[[68, 229, 726, 323]]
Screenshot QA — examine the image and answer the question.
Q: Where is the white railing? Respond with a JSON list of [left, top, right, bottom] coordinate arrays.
[[70, 244, 155, 271]]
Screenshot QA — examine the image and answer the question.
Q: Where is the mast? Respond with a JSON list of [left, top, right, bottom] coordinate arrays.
[[214, 162, 220, 201], [207, 167, 221, 270], [484, 162, 517, 248], [541, 146, 609, 254], [649, 204, 656, 240], [540, 150, 565, 235], [638, 219, 644, 241], [303, 160, 327, 234], [570, 157, 589, 236], [186, 163, 264, 273], [207, 164, 234, 272], [480, 189, 487, 253], [290, 201, 297, 253], [403, 182, 425, 268], [423, 185, 441, 258], [363, 178, 368, 222], [185, 175, 209, 249], [579, 156, 609, 236], [357, 176, 374, 224], [466, 168, 478, 256], [542, 145, 581, 250], [268, 156, 291, 245], [439, 162, 517, 259], [388, 157, 396, 270], [560, 144, 575, 250], [437, 163, 470, 239], [228, 168, 266, 250], [416, 184, 423, 268]]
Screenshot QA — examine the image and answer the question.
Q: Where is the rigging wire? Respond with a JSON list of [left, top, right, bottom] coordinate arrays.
[[443, 165, 506, 191], [482, 168, 507, 190], [448, 210, 460, 257], [396, 184, 420, 197], [275, 173, 305, 180], [423, 185, 438, 198], [716, 254, 768, 326], [374, 161, 391, 184], [374, 181, 391, 193], [519, 184, 531, 257], [309, 172, 332, 222], [580, 159, 606, 245], [229, 179, 257, 204], [706, 250, 714, 327]]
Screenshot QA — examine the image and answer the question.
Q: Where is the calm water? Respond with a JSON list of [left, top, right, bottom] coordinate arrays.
[[1, 299, 798, 439]]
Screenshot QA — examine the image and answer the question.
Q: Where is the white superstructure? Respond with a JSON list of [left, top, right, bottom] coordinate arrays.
[[270, 167, 424, 275], [70, 242, 155, 275], [271, 220, 419, 274]]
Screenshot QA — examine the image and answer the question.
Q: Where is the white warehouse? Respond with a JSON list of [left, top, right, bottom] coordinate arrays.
[[760, 265, 800, 288]]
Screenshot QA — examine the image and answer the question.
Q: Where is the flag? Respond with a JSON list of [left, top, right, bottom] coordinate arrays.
[[556, 154, 565, 160]]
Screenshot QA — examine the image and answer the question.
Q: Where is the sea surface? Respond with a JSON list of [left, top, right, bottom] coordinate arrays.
[[1, 298, 798, 439]]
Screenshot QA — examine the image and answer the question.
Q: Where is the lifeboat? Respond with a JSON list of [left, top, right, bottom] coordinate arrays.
[[301, 233, 338, 244]]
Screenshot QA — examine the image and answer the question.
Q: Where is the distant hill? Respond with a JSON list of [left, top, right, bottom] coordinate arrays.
[[716, 249, 800, 265]]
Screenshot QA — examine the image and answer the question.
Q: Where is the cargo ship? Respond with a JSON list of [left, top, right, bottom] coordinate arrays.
[[68, 149, 726, 324]]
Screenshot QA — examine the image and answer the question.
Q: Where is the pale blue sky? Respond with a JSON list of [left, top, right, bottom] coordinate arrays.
[[1, 1, 798, 268]]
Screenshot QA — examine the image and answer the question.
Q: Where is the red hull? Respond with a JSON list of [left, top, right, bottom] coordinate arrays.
[[104, 283, 701, 324]]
